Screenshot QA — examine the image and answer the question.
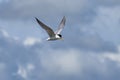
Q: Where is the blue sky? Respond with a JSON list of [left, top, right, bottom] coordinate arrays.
[[0, 0, 120, 80]]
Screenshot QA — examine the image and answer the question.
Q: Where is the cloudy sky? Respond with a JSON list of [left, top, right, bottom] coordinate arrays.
[[0, 0, 120, 80]]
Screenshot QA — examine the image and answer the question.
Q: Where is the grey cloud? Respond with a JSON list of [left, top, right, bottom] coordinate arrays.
[[0, 0, 120, 79], [0, 30, 40, 80], [97, 0, 120, 6], [1, 0, 120, 20], [91, 6, 120, 44], [0, 29, 120, 80], [1, 0, 86, 19], [0, 2, 119, 53], [47, 26, 118, 53]]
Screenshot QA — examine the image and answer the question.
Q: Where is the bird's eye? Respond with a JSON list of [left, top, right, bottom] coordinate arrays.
[[58, 34, 62, 37]]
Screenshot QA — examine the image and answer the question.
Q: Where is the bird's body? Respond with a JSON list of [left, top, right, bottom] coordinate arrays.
[[35, 16, 66, 41], [46, 34, 62, 41], [46, 34, 60, 41]]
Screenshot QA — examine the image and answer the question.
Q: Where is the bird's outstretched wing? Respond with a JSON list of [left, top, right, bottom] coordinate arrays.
[[55, 16, 66, 34], [35, 17, 55, 37]]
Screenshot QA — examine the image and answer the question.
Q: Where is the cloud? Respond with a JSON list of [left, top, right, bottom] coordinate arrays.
[[0, 63, 6, 80], [91, 6, 120, 44], [103, 46, 120, 64], [23, 37, 41, 46], [48, 28, 118, 52], [1, 0, 120, 20], [0, 29, 120, 80], [97, 0, 120, 6], [15, 64, 35, 79], [0, 29, 40, 80], [0, 0, 89, 19], [1, 0, 120, 80], [40, 49, 82, 75], [0, 0, 119, 53]]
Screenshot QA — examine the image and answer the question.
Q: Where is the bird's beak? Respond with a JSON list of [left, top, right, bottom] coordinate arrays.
[[60, 38, 64, 40]]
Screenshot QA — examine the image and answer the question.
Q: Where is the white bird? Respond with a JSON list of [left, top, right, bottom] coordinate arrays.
[[35, 16, 66, 41]]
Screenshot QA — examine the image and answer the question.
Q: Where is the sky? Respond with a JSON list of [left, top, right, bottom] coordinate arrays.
[[0, 0, 120, 80]]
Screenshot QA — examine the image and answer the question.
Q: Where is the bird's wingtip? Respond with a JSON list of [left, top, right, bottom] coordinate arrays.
[[63, 16, 66, 21], [63, 16, 66, 18], [35, 17, 38, 20], [35, 17, 40, 22]]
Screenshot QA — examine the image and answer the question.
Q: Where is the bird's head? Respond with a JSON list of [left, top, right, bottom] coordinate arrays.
[[57, 34, 64, 40], [58, 34, 62, 38]]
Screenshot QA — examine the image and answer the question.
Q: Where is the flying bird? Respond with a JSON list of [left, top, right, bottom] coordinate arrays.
[[35, 16, 66, 41]]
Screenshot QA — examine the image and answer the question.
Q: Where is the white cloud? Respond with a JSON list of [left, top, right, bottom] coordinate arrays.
[[0, 22, 120, 80], [23, 37, 41, 46], [103, 46, 120, 63], [40, 49, 82, 75], [104, 53, 120, 63], [16, 63, 35, 79], [92, 6, 120, 44], [0, 29, 9, 37], [17, 65, 28, 79]]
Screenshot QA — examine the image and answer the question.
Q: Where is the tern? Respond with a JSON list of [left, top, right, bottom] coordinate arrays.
[[35, 16, 66, 41]]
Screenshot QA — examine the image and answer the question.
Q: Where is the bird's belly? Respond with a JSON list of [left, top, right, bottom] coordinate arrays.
[[47, 36, 60, 41]]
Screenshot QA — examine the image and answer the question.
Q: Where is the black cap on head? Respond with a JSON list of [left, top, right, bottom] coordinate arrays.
[[58, 34, 62, 38]]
